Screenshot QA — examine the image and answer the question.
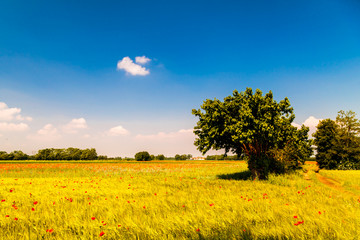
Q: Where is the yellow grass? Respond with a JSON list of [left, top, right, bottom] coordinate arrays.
[[0, 161, 359, 239]]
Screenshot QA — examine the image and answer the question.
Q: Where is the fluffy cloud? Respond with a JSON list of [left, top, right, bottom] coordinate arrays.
[[0, 122, 29, 132], [135, 56, 151, 64], [117, 56, 150, 76], [0, 102, 21, 121], [38, 124, 58, 136], [108, 125, 129, 136], [135, 129, 193, 140], [0, 102, 32, 122], [28, 124, 61, 141], [63, 118, 88, 133], [292, 116, 322, 136]]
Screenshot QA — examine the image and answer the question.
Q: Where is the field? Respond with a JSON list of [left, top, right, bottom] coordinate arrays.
[[0, 161, 360, 239]]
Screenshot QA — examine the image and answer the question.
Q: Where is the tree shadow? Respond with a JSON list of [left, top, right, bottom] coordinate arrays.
[[217, 170, 252, 180]]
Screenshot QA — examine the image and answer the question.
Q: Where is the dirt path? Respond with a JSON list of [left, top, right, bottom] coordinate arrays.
[[316, 173, 358, 197]]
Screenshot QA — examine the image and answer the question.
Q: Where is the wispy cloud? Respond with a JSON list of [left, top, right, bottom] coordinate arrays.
[[135, 129, 193, 140], [117, 56, 150, 76], [135, 56, 151, 64], [0, 122, 29, 132]]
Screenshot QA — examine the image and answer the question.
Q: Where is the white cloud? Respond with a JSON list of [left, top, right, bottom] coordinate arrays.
[[117, 57, 150, 76], [292, 116, 322, 136], [108, 125, 129, 136], [135, 56, 151, 64], [0, 102, 32, 122], [63, 118, 88, 133], [27, 124, 61, 141], [0, 102, 21, 121], [0, 122, 29, 132], [135, 129, 193, 140], [38, 124, 58, 136]]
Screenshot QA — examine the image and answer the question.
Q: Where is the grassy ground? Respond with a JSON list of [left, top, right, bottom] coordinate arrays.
[[0, 161, 359, 239]]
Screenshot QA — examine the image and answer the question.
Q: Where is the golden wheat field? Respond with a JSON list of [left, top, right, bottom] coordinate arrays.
[[0, 161, 359, 240]]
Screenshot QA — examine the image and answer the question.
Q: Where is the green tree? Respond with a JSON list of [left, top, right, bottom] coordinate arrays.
[[65, 148, 82, 160], [80, 148, 98, 160], [135, 151, 151, 161], [192, 88, 312, 179], [156, 154, 165, 160], [98, 155, 108, 160], [35, 148, 53, 160], [335, 110, 360, 167], [174, 154, 187, 160], [313, 119, 338, 169], [313, 110, 360, 170], [11, 150, 29, 160], [0, 151, 9, 160]]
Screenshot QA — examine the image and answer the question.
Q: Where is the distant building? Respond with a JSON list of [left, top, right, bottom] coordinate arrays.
[[190, 157, 206, 160]]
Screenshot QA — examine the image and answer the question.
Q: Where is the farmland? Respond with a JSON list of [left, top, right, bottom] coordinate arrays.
[[0, 161, 359, 239]]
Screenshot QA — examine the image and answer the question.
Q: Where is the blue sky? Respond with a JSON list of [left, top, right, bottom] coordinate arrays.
[[0, 0, 360, 157]]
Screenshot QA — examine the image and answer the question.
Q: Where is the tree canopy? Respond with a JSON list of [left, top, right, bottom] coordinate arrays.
[[192, 88, 312, 179], [313, 110, 360, 169], [135, 151, 151, 161]]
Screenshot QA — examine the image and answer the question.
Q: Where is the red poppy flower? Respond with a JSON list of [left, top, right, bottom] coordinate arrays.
[[196, 228, 200, 232], [14, 218, 18, 221], [46, 229, 53, 233], [31, 208, 35, 211], [99, 231, 105, 237], [293, 216, 298, 218], [33, 201, 38, 205], [91, 217, 96, 220], [5, 215, 9, 217]]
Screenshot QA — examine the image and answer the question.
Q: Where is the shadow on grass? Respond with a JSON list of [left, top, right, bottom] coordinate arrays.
[[217, 170, 252, 180]]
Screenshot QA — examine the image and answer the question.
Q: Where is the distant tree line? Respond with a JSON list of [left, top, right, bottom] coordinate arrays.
[[0, 148, 244, 161], [0, 148, 98, 160], [0, 150, 29, 160], [135, 152, 193, 161], [313, 110, 360, 170], [175, 154, 192, 160]]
